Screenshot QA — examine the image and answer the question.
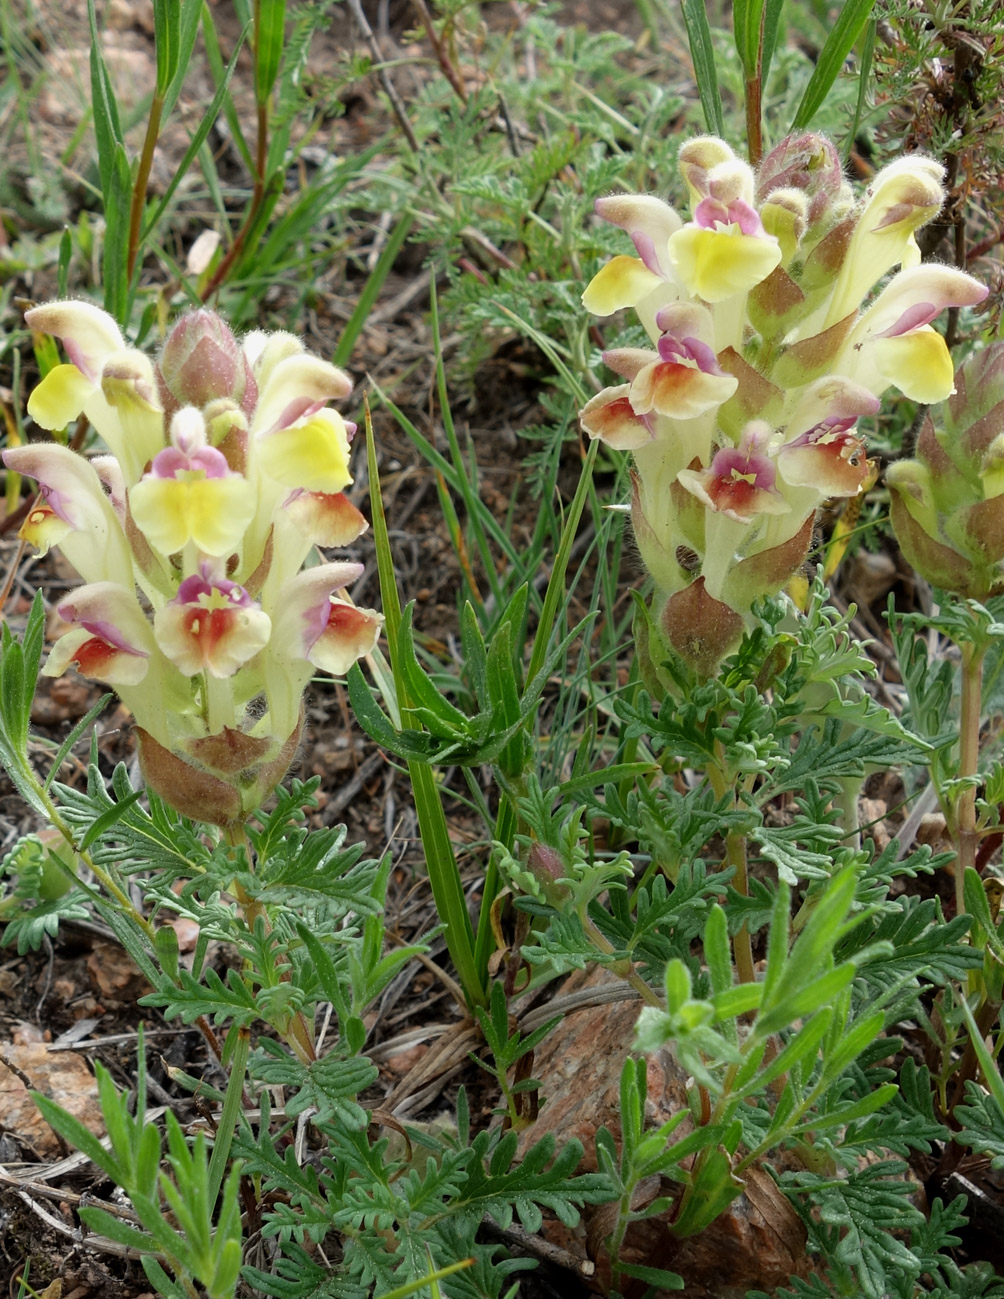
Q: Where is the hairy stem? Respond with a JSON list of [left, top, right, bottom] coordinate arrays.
[[225, 823, 316, 1064]]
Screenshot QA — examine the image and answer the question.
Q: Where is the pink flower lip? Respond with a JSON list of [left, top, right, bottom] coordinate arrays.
[[269, 397, 325, 435], [876, 301, 938, 338], [631, 231, 662, 275], [709, 444, 777, 492], [173, 572, 254, 609], [694, 197, 764, 236], [56, 601, 148, 657], [657, 334, 724, 375], [37, 484, 74, 525], [62, 339, 96, 382], [149, 445, 232, 479]]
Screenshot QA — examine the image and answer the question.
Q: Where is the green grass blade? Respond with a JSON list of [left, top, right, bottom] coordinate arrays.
[[87, 0, 125, 204], [473, 438, 599, 976], [206, 1026, 250, 1207], [254, 0, 286, 104], [162, 0, 204, 118], [333, 212, 412, 369], [363, 403, 483, 1008], [732, 0, 754, 74], [842, 14, 876, 162], [142, 29, 248, 241], [375, 1258, 474, 1299], [792, 0, 876, 130], [103, 144, 132, 319], [152, 0, 181, 95], [367, 381, 528, 580], [201, 2, 253, 172], [526, 438, 599, 686], [681, 0, 725, 137], [960, 997, 1004, 1115], [759, 0, 785, 89], [430, 279, 504, 607]]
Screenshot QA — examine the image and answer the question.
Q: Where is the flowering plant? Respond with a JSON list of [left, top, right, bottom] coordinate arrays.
[[888, 341, 1004, 601], [5, 305, 381, 825], [581, 134, 987, 675]]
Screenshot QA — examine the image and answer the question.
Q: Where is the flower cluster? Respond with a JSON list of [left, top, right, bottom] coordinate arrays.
[[5, 304, 381, 825], [888, 342, 1004, 600], [581, 134, 987, 674]]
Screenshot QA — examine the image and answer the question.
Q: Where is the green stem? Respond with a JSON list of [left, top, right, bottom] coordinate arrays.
[[956, 640, 987, 914], [725, 829, 756, 985], [834, 774, 864, 853], [225, 824, 316, 1064], [745, 76, 763, 166], [126, 92, 164, 282], [581, 913, 663, 1009], [707, 760, 755, 984]]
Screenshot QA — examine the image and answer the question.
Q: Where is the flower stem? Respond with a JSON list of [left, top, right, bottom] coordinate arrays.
[[126, 92, 164, 283], [707, 760, 755, 984], [200, 1, 270, 301], [225, 823, 316, 1064]]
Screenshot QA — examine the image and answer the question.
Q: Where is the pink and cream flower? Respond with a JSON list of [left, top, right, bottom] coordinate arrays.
[[677, 424, 789, 524], [620, 303, 738, 419], [43, 582, 155, 686], [838, 264, 988, 403], [154, 570, 271, 678]]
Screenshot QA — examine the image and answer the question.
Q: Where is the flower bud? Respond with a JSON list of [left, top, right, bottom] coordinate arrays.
[[677, 137, 738, 203], [760, 188, 808, 263], [756, 132, 843, 225], [160, 310, 256, 413], [525, 840, 572, 906]]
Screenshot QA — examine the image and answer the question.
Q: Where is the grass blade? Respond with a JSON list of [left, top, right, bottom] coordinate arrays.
[[201, 2, 253, 172], [162, 0, 204, 118], [142, 27, 248, 241], [732, 0, 754, 74], [254, 0, 286, 104], [760, 0, 785, 90], [792, 0, 876, 130], [334, 217, 413, 368], [842, 14, 876, 162], [681, 0, 725, 137], [362, 401, 484, 1008], [152, 0, 181, 95], [87, 0, 125, 205]]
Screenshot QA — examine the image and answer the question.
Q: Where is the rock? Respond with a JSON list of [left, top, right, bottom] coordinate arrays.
[[519, 970, 810, 1297], [0, 1041, 104, 1158]]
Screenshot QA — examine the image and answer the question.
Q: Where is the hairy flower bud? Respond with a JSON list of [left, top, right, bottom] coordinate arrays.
[[160, 310, 256, 414], [525, 840, 572, 906]]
